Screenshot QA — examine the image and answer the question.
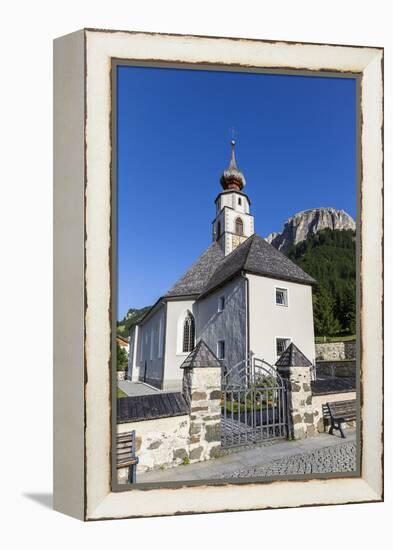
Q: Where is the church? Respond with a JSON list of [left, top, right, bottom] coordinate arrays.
[[127, 141, 316, 390]]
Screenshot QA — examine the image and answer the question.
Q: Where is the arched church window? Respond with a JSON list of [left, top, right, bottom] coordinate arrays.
[[216, 221, 221, 240], [235, 217, 243, 236], [182, 312, 195, 353]]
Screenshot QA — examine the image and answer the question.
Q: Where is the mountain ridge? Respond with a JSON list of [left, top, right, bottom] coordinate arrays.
[[266, 207, 355, 253]]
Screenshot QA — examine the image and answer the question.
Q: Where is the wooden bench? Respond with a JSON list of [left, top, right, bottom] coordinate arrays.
[[117, 431, 139, 483], [327, 400, 356, 439]]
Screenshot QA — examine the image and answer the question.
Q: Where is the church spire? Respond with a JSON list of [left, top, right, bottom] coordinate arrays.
[[220, 139, 246, 191]]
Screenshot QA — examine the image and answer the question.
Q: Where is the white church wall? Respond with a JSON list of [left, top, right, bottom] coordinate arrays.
[[163, 299, 195, 390], [217, 191, 250, 214], [196, 277, 247, 370], [137, 304, 166, 388], [224, 208, 254, 238], [231, 193, 250, 214], [247, 274, 315, 367], [127, 325, 139, 381]]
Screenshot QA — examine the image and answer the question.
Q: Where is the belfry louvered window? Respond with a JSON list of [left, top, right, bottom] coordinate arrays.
[[182, 312, 195, 353], [235, 217, 243, 235], [216, 221, 221, 240]]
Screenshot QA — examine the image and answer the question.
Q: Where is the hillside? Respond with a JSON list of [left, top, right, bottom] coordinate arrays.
[[287, 228, 356, 337], [117, 306, 151, 338], [266, 207, 355, 253]]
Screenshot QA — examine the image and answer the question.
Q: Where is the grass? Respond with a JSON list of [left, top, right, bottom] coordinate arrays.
[[222, 398, 271, 414], [117, 387, 128, 398], [315, 334, 356, 343]]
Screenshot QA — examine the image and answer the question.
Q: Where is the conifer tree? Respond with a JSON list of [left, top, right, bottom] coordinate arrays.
[[313, 285, 341, 337], [117, 343, 128, 371], [340, 285, 356, 334]]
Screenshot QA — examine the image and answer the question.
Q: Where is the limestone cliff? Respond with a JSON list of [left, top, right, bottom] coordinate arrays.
[[266, 208, 356, 253]]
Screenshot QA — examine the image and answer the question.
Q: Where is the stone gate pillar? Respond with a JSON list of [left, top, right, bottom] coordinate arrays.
[[276, 343, 315, 440], [181, 340, 222, 462]]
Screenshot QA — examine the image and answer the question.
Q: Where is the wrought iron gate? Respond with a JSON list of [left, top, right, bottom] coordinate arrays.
[[221, 357, 289, 448]]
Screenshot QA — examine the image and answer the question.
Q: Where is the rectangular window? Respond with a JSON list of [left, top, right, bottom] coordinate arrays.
[[143, 331, 148, 361], [154, 325, 159, 358], [276, 337, 291, 358], [217, 340, 225, 359], [218, 295, 225, 312], [275, 287, 288, 306], [158, 317, 164, 358], [150, 329, 154, 360]]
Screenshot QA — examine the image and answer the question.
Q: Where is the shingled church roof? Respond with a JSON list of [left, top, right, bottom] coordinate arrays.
[[165, 242, 225, 298], [200, 234, 315, 297], [142, 233, 315, 325]]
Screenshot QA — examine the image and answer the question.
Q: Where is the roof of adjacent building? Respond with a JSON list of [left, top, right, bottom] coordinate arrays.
[[311, 377, 356, 395], [180, 339, 222, 369], [165, 242, 225, 298], [275, 342, 313, 368], [117, 392, 190, 423]]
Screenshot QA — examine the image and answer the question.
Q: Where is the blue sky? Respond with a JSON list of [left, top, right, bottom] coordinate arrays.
[[117, 65, 357, 318]]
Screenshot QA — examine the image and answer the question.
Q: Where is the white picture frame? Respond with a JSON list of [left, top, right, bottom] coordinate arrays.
[[53, 28, 383, 521]]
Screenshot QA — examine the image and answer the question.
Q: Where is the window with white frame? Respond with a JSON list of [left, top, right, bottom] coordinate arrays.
[[217, 340, 225, 359], [218, 295, 225, 312], [216, 220, 221, 240], [276, 337, 291, 358], [153, 324, 159, 358], [144, 331, 148, 361], [182, 312, 195, 353], [158, 316, 164, 358], [235, 217, 243, 236], [150, 329, 154, 360], [275, 287, 288, 306]]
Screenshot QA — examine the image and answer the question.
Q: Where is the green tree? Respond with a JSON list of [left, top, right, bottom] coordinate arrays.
[[339, 285, 356, 334], [287, 228, 356, 336], [313, 285, 341, 337], [117, 343, 128, 371]]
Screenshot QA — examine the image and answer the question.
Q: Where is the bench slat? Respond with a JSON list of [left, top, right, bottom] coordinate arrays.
[[327, 399, 356, 438], [116, 430, 138, 479], [117, 441, 134, 450]]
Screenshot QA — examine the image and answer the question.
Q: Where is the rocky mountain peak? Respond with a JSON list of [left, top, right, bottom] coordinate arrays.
[[266, 207, 356, 253]]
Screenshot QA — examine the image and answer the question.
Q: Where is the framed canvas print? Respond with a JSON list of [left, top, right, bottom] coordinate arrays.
[[53, 29, 383, 521]]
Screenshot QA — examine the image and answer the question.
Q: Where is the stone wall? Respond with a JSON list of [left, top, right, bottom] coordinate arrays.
[[182, 366, 222, 463], [279, 365, 316, 439], [312, 391, 356, 433], [315, 341, 356, 361], [117, 415, 190, 480], [117, 353, 222, 483]]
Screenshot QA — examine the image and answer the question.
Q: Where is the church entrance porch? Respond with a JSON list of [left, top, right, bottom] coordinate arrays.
[[221, 358, 289, 449]]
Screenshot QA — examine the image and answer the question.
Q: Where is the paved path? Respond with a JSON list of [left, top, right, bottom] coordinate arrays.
[[219, 441, 355, 478], [118, 381, 159, 397], [137, 430, 356, 483], [118, 380, 182, 397]]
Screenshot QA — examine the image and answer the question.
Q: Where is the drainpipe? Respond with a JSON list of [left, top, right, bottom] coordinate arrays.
[[240, 271, 250, 366]]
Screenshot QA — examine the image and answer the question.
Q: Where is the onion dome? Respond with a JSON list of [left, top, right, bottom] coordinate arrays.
[[220, 139, 246, 191]]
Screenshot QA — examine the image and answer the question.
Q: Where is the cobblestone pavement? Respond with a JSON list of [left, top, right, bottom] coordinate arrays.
[[217, 441, 356, 478]]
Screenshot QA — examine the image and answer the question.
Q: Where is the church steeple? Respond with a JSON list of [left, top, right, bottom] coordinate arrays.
[[220, 140, 246, 191], [213, 140, 254, 255]]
